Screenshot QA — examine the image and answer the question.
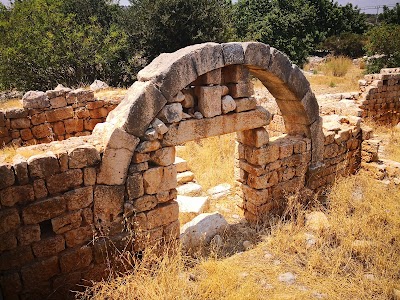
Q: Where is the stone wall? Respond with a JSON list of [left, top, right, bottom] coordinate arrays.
[[0, 88, 121, 148]]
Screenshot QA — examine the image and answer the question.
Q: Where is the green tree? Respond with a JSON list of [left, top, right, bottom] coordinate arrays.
[[319, 32, 366, 58], [378, 4, 400, 25], [123, 0, 233, 62]]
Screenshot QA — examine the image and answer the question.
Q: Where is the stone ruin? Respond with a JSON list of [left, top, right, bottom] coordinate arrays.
[[0, 42, 398, 299]]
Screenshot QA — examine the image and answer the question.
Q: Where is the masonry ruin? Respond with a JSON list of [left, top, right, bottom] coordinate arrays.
[[0, 42, 398, 299]]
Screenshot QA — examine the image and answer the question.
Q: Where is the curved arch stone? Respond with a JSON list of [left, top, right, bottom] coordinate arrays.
[[97, 42, 323, 186]]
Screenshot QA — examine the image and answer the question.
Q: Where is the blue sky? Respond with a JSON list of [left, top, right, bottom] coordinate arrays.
[[1, 0, 398, 13]]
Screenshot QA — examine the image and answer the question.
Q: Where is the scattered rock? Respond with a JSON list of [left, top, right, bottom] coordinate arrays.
[[278, 272, 296, 284], [210, 234, 223, 248], [305, 211, 330, 233], [207, 183, 231, 200], [304, 232, 317, 248], [221, 95, 236, 114], [312, 292, 328, 299], [177, 195, 209, 224], [177, 171, 195, 185], [90, 80, 109, 91], [177, 182, 203, 196], [264, 252, 273, 260], [180, 212, 228, 250], [194, 112, 203, 119], [243, 240, 254, 251]]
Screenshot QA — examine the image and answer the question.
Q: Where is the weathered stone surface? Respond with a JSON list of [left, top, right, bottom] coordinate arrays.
[[163, 107, 270, 146], [222, 42, 244, 65], [94, 185, 124, 224], [0, 208, 20, 235], [146, 201, 179, 229], [222, 65, 249, 84], [66, 88, 94, 103], [241, 184, 269, 206], [65, 186, 93, 211], [83, 167, 96, 186], [0, 246, 34, 271], [182, 89, 196, 108], [50, 96, 67, 109], [5, 108, 28, 119], [235, 97, 257, 112], [228, 82, 254, 98], [194, 68, 221, 85], [21, 256, 59, 288], [132, 195, 157, 212], [305, 211, 330, 233], [195, 86, 222, 118], [0, 164, 15, 189], [10, 118, 30, 129], [157, 103, 183, 123], [17, 225, 40, 246], [151, 118, 169, 135], [0, 185, 34, 206], [27, 153, 60, 179], [31, 123, 52, 139], [126, 173, 144, 200], [90, 80, 109, 91], [237, 127, 269, 148], [64, 118, 84, 133], [242, 42, 271, 69], [128, 162, 149, 174], [221, 95, 236, 114], [174, 157, 189, 172], [46, 169, 83, 195], [177, 195, 209, 224], [0, 272, 22, 299], [143, 165, 177, 194], [60, 246, 92, 273], [33, 179, 48, 199], [177, 171, 195, 185], [176, 182, 203, 196], [0, 231, 16, 252], [22, 196, 65, 225], [207, 183, 231, 200], [180, 212, 228, 249], [143, 128, 160, 141], [64, 225, 93, 247], [150, 146, 175, 166], [97, 128, 139, 185], [68, 144, 100, 168], [32, 235, 65, 257], [45, 106, 73, 122], [22, 91, 50, 109], [136, 140, 161, 153], [52, 211, 82, 234]]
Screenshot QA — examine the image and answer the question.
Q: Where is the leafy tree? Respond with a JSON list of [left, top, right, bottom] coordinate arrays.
[[123, 0, 233, 62], [319, 32, 366, 58], [365, 24, 400, 73], [378, 3, 400, 25]]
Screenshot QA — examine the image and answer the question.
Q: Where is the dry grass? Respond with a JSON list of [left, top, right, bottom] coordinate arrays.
[[319, 56, 353, 77], [0, 144, 43, 163], [0, 98, 23, 110], [176, 134, 236, 190], [94, 88, 127, 100], [365, 122, 400, 162], [81, 171, 400, 300]]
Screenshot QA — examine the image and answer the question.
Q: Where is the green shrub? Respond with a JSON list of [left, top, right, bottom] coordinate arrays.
[[319, 32, 366, 58]]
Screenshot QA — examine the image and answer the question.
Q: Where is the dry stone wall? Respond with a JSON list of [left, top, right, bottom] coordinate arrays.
[[0, 88, 121, 148], [0, 42, 374, 300]]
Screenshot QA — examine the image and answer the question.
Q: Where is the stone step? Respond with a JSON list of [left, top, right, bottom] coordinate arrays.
[[177, 195, 210, 224], [177, 171, 195, 185], [207, 183, 231, 200], [174, 156, 189, 172], [176, 182, 203, 196]]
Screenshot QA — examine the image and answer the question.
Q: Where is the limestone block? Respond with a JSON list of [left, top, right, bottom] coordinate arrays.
[[207, 183, 231, 200], [94, 185, 124, 224], [128, 162, 149, 174], [126, 173, 144, 200], [132, 195, 157, 212], [5, 108, 28, 119], [143, 128, 160, 141], [310, 117, 325, 166], [287, 65, 311, 100], [33, 179, 48, 199], [279, 141, 294, 159], [68, 144, 100, 168], [228, 82, 254, 98], [0, 231, 17, 252], [176, 182, 203, 196], [222, 42, 244, 65], [221, 95, 236, 114], [45, 107, 73, 122], [51, 211, 82, 234], [221, 85, 229, 96], [132, 152, 150, 163], [151, 118, 169, 135], [136, 140, 161, 153], [146, 201, 179, 230], [60, 245, 92, 273], [222, 65, 249, 84], [64, 225, 93, 248], [143, 165, 177, 194], [83, 167, 97, 186], [28, 153, 60, 179], [267, 47, 293, 87], [177, 171, 195, 185], [239, 160, 268, 177], [241, 184, 269, 206], [156, 189, 177, 203], [21, 256, 59, 288], [182, 89, 196, 108], [64, 186, 93, 211], [242, 42, 271, 70], [168, 91, 185, 103], [0, 164, 15, 190], [97, 128, 139, 185], [66, 89, 94, 104], [195, 86, 222, 118], [247, 171, 279, 190], [46, 169, 83, 195], [193, 69, 221, 85], [64, 118, 84, 133], [50, 96, 67, 109], [30, 113, 46, 125], [244, 142, 280, 166], [234, 97, 257, 112], [17, 225, 40, 246], [22, 91, 50, 109], [174, 157, 189, 172], [164, 219, 180, 240], [177, 195, 210, 224], [10, 118, 30, 129], [52, 121, 65, 136], [31, 123, 52, 139], [22, 196, 66, 225], [237, 127, 269, 148], [31, 235, 65, 257], [180, 212, 228, 250], [162, 107, 270, 146], [0, 185, 34, 207], [0, 208, 20, 235], [150, 146, 175, 166], [89, 107, 108, 119]]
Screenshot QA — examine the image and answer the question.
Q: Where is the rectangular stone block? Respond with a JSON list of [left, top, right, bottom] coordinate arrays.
[[241, 184, 270, 206], [146, 201, 179, 230], [33, 179, 48, 199], [0, 185, 34, 207], [46, 169, 83, 195], [234, 97, 257, 113], [68, 145, 100, 169], [222, 65, 249, 83], [17, 225, 40, 246], [31, 123, 52, 139], [22, 196, 66, 225], [89, 107, 108, 119], [10, 118, 30, 129], [0, 208, 20, 235], [227, 82, 254, 98], [20, 128, 33, 140], [237, 127, 269, 148], [32, 235, 65, 257], [0, 165, 15, 190], [132, 195, 157, 212], [0, 246, 34, 271], [64, 118, 84, 134], [247, 170, 279, 190], [45, 107, 74, 122], [65, 186, 93, 211], [143, 165, 177, 194], [21, 256, 59, 288], [94, 185, 124, 224], [193, 68, 222, 85], [150, 146, 175, 166], [60, 246, 92, 273], [64, 225, 93, 248], [51, 211, 82, 234], [83, 167, 96, 186], [50, 96, 67, 109], [195, 86, 222, 118], [31, 113, 46, 125], [244, 142, 280, 166], [126, 173, 144, 200]]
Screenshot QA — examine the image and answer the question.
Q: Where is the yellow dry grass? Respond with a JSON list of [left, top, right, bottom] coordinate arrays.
[[0, 144, 42, 163], [81, 171, 400, 300], [0, 98, 23, 110], [176, 134, 236, 190], [365, 122, 400, 162], [93, 88, 127, 100]]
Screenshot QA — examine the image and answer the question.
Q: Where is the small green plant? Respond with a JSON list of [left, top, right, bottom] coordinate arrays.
[[329, 81, 337, 87]]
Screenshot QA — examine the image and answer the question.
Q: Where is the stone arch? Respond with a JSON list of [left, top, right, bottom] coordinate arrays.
[[93, 42, 323, 223]]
